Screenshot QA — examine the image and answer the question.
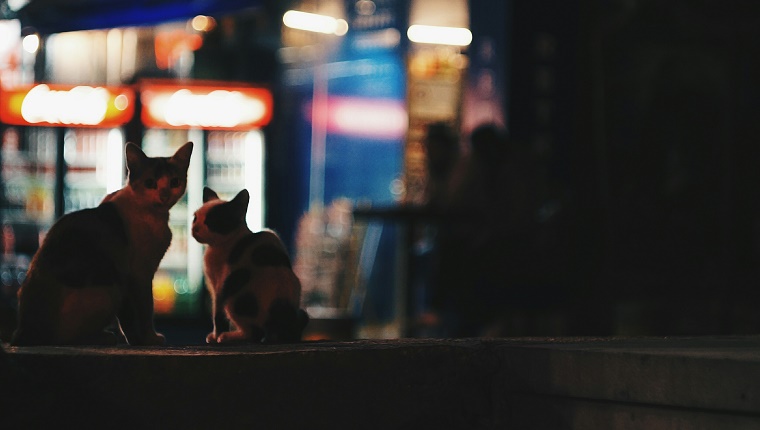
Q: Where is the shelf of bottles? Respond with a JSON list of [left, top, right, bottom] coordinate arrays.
[[207, 130, 265, 231], [139, 128, 265, 317], [142, 128, 200, 316], [1, 127, 56, 226], [206, 131, 247, 197], [1, 127, 57, 328], [62, 128, 125, 214]]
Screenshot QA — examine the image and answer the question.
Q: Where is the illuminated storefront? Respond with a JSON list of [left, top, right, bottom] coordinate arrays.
[[0, 83, 134, 337], [0, 0, 506, 338], [279, 0, 478, 338], [0, 83, 135, 222], [138, 79, 272, 316]]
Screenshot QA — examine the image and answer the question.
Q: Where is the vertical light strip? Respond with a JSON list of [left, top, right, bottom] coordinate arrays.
[[105, 128, 124, 193], [120, 28, 137, 83], [186, 128, 205, 293], [309, 62, 328, 211], [106, 29, 122, 86], [244, 130, 264, 232]]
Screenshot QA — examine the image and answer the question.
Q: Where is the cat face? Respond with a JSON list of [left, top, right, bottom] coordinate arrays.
[[192, 187, 250, 245], [126, 142, 193, 209]]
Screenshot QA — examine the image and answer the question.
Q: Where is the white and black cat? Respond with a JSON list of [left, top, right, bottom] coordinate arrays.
[[192, 187, 308, 344], [11, 142, 193, 346]]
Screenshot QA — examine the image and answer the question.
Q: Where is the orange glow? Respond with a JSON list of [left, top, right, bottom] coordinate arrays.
[[153, 274, 176, 315], [140, 81, 273, 130], [0, 84, 135, 127], [154, 30, 204, 70]]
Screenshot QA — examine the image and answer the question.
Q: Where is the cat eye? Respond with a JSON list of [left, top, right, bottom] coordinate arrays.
[[145, 178, 157, 189], [170, 177, 181, 188]]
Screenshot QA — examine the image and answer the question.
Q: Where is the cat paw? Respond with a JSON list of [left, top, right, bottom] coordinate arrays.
[[149, 333, 166, 346], [206, 333, 219, 344], [141, 332, 166, 346], [217, 331, 247, 343]]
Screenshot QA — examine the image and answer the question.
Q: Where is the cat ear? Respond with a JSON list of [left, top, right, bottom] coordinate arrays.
[[203, 187, 219, 203], [171, 142, 194, 172], [125, 143, 147, 177], [230, 189, 250, 217]]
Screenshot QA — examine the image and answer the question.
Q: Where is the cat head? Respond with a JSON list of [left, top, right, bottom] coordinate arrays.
[[192, 187, 250, 245], [125, 141, 193, 209]]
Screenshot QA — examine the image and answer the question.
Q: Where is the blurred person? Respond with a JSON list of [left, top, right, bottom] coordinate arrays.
[[423, 122, 461, 210], [407, 122, 461, 336], [431, 123, 538, 337]]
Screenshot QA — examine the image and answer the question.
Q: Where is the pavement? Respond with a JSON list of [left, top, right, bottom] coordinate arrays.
[[3, 336, 760, 429]]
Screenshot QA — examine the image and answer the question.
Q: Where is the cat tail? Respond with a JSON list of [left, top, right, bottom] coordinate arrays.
[[11, 283, 59, 346], [263, 300, 309, 344]]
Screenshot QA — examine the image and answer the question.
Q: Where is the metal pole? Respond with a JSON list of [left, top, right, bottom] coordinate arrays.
[[309, 60, 328, 212], [54, 128, 66, 220]]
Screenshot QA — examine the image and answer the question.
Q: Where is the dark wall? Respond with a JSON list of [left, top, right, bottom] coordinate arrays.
[[507, 0, 760, 335]]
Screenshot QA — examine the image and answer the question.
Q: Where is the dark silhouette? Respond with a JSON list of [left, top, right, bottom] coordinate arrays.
[[422, 122, 461, 210], [429, 123, 540, 337]]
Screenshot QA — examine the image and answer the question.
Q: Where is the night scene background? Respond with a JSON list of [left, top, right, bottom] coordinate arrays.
[[1, 0, 760, 342]]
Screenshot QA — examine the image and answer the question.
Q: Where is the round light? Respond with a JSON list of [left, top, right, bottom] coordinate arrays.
[[356, 0, 376, 16], [22, 34, 40, 54], [334, 19, 349, 36], [114, 94, 129, 111], [191, 15, 216, 32]]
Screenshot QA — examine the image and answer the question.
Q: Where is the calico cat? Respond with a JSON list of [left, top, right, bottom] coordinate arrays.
[[192, 187, 308, 344], [11, 142, 193, 346]]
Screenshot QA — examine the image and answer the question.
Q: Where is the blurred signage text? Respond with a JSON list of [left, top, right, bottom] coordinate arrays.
[[140, 82, 273, 130], [0, 84, 135, 127]]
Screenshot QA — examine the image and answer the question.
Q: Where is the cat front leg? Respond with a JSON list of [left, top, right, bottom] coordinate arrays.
[[206, 296, 230, 344], [118, 276, 165, 346]]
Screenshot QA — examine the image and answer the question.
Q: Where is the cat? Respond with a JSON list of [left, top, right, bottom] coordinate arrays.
[[192, 187, 308, 344], [11, 141, 193, 346]]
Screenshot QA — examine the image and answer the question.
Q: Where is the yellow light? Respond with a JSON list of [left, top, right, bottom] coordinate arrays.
[[114, 94, 129, 111], [191, 15, 216, 32], [407, 24, 472, 46], [22, 34, 39, 53], [283, 10, 348, 36], [153, 274, 176, 314]]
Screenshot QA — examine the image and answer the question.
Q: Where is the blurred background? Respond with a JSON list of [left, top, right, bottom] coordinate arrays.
[[1, 0, 760, 343]]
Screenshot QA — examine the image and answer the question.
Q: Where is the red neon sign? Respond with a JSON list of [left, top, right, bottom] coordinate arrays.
[[140, 82, 273, 130], [0, 84, 135, 127], [305, 96, 407, 140]]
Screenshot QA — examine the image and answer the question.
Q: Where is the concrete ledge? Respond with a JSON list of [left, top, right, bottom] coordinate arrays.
[[4, 337, 760, 429], [499, 336, 760, 429]]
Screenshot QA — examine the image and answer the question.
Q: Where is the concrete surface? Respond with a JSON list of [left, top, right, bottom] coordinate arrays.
[[3, 337, 760, 429]]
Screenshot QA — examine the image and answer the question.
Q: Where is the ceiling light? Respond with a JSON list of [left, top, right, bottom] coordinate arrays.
[[407, 24, 472, 47], [283, 10, 348, 36]]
